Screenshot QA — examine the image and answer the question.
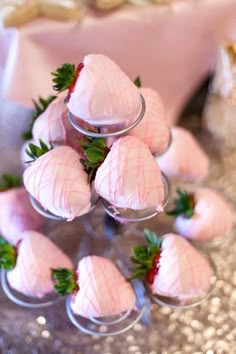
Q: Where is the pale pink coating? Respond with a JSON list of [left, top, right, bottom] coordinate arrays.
[[7, 231, 73, 298], [151, 233, 213, 300], [23, 146, 91, 221], [67, 54, 141, 126], [127, 88, 170, 154], [71, 256, 136, 318], [32, 96, 82, 152], [157, 126, 209, 182], [175, 188, 234, 241], [0, 187, 44, 245], [95, 136, 164, 210]]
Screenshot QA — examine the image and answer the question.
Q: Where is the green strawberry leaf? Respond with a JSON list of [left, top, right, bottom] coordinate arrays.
[[144, 229, 162, 247], [129, 267, 148, 280], [132, 245, 148, 258], [52, 63, 76, 93], [26, 140, 52, 162], [166, 189, 195, 219], [147, 245, 159, 257], [52, 268, 78, 296], [133, 76, 142, 88], [85, 148, 104, 165], [165, 209, 180, 217], [0, 173, 22, 191], [79, 137, 110, 183], [131, 256, 152, 268], [185, 209, 194, 218], [130, 229, 162, 279], [0, 237, 17, 270]]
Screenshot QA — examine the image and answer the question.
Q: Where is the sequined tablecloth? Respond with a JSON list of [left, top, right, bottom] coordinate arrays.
[[0, 98, 236, 354]]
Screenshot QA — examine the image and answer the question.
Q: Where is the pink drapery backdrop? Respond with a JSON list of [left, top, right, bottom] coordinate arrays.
[[1, 0, 236, 124]]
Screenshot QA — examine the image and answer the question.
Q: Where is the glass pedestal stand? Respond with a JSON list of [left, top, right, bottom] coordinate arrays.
[[1, 88, 221, 338]]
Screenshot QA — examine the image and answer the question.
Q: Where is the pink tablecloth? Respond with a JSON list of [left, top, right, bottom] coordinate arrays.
[[1, 0, 236, 123]]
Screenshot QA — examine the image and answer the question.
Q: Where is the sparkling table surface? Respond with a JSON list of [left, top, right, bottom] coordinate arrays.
[[0, 98, 236, 353]]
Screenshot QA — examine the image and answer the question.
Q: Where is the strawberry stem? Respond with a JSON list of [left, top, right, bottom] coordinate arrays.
[[0, 173, 22, 191], [133, 76, 142, 88], [129, 229, 162, 281], [25, 140, 52, 163], [52, 268, 78, 296], [0, 237, 17, 270], [79, 137, 110, 183], [166, 189, 195, 219], [51, 63, 77, 93]]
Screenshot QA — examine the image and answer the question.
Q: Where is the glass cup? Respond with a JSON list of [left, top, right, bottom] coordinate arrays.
[[0, 270, 62, 309], [150, 251, 217, 309], [102, 173, 171, 223], [68, 94, 146, 138]]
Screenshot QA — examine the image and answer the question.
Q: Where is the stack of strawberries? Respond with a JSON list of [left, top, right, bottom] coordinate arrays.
[[0, 54, 234, 322]]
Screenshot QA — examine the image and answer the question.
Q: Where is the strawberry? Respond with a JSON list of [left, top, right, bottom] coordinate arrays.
[[126, 88, 170, 155], [0, 187, 44, 246], [32, 95, 83, 152], [22, 95, 56, 141], [94, 136, 164, 210], [130, 229, 213, 301], [0, 231, 73, 298], [0, 174, 44, 245], [167, 188, 234, 241], [130, 229, 162, 285], [23, 145, 91, 221], [53, 256, 136, 318], [157, 126, 209, 182], [52, 54, 141, 126]]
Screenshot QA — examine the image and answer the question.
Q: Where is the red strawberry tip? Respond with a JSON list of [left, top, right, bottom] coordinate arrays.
[[146, 252, 161, 284], [66, 62, 84, 102], [130, 229, 162, 284]]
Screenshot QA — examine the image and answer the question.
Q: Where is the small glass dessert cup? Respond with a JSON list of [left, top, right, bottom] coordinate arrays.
[[66, 299, 147, 336], [102, 173, 171, 223], [68, 94, 146, 138], [0, 270, 62, 309], [29, 189, 99, 221], [150, 252, 217, 309], [65, 277, 149, 336], [63, 244, 150, 336]]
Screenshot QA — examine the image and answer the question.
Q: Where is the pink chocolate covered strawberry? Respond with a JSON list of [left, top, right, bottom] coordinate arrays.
[[167, 188, 234, 241], [131, 229, 213, 301], [22, 95, 57, 141], [23, 143, 91, 221], [126, 88, 170, 155], [52, 54, 141, 126], [0, 174, 44, 245], [0, 231, 73, 298], [157, 126, 209, 182], [32, 95, 83, 151], [53, 256, 136, 318], [94, 136, 164, 210]]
